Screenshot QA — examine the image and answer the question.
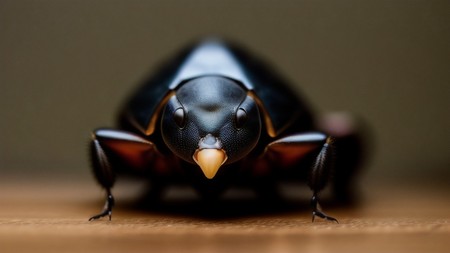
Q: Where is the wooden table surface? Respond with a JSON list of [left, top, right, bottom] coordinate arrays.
[[0, 173, 449, 253]]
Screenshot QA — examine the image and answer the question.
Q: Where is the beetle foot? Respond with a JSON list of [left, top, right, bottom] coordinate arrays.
[[311, 195, 338, 223], [312, 210, 339, 223], [89, 193, 115, 221]]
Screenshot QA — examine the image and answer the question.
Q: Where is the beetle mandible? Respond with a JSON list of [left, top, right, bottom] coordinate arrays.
[[89, 39, 363, 222]]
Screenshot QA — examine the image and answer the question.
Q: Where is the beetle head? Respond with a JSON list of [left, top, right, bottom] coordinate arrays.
[[161, 76, 261, 179]]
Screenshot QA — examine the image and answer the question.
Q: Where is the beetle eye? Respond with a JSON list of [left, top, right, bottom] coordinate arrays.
[[173, 108, 186, 128], [235, 108, 247, 129]]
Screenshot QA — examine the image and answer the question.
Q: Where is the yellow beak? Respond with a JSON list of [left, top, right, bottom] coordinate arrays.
[[193, 149, 227, 179]]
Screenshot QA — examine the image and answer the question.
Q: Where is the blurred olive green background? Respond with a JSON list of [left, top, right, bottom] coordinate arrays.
[[1, 0, 448, 183]]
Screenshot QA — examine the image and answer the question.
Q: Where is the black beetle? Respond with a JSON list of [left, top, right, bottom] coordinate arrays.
[[89, 39, 363, 222]]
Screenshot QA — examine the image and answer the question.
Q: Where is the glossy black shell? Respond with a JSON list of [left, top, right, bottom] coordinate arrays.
[[120, 39, 313, 139]]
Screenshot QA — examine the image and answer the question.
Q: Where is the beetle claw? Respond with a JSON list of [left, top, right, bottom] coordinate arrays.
[[311, 195, 338, 223], [88, 212, 109, 221], [312, 210, 339, 223], [89, 193, 115, 221]]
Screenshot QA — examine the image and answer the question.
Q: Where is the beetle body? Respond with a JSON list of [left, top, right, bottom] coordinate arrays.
[[89, 39, 363, 221]]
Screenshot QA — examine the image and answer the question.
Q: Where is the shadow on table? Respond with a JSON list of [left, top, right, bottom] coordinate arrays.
[[116, 184, 360, 220]]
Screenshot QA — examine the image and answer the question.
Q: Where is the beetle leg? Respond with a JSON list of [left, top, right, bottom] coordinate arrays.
[[89, 128, 156, 221], [265, 133, 338, 222], [318, 112, 366, 204], [308, 136, 339, 222]]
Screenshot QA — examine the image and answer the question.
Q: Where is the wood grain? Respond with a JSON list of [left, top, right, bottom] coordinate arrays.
[[0, 174, 449, 253]]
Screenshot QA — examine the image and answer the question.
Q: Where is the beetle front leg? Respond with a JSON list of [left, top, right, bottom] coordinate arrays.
[[308, 137, 338, 223], [89, 136, 116, 221], [265, 133, 338, 222], [88, 128, 157, 221], [318, 112, 366, 204]]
